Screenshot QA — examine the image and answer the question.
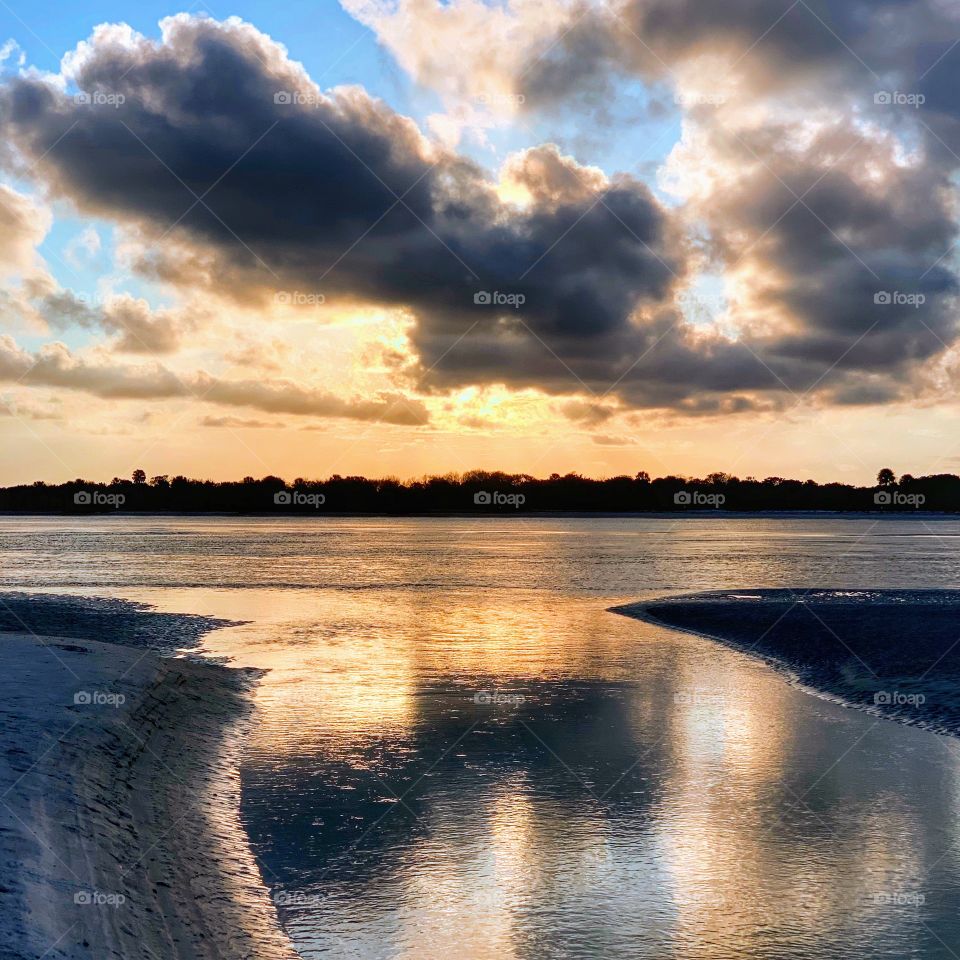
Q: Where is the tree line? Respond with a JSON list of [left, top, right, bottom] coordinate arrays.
[[0, 468, 958, 514]]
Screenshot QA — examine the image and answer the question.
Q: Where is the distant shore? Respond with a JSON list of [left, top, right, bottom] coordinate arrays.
[[3, 469, 959, 514], [614, 590, 960, 739], [1, 509, 959, 519], [0, 632, 296, 960]]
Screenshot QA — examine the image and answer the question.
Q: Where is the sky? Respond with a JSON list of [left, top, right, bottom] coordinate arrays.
[[0, 0, 959, 484]]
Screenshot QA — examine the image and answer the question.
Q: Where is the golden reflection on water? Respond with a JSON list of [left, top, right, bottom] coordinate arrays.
[[202, 589, 658, 763], [118, 583, 960, 958], [392, 783, 538, 960], [656, 655, 935, 956]]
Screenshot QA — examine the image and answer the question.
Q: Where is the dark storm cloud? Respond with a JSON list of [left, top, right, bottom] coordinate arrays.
[[0, 18, 689, 398], [0, 15, 676, 326], [523, 0, 954, 104], [515, 0, 960, 405], [2, 13, 958, 414], [687, 120, 959, 375]]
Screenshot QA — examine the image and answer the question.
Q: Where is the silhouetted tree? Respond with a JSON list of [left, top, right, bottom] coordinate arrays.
[[2, 467, 959, 514]]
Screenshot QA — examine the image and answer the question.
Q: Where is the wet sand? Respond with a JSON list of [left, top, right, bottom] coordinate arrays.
[[0, 631, 296, 959], [614, 589, 960, 737]]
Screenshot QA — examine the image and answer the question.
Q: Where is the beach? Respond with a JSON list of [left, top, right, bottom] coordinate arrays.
[[0, 630, 296, 960]]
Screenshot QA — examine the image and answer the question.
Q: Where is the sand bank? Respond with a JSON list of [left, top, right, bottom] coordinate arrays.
[[0, 631, 297, 959], [613, 589, 960, 738]]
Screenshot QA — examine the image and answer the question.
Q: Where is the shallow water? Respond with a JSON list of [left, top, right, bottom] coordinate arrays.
[[4, 515, 960, 958]]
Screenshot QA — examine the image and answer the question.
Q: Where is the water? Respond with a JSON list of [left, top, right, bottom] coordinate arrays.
[[3, 515, 960, 958]]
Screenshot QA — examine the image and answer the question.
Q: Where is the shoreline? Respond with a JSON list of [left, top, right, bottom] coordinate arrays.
[[612, 590, 960, 740], [0, 631, 297, 960], [1, 510, 959, 519]]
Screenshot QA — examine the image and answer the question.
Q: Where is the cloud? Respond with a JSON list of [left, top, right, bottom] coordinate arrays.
[[64, 226, 101, 268], [341, 0, 576, 136], [0, 335, 430, 425], [663, 116, 958, 381], [0, 394, 62, 420], [346, 0, 960, 386], [224, 337, 292, 372], [192, 372, 430, 424], [0, 184, 50, 278], [518, 0, 960, 107], [199, 415, 274, 428], [36, 290, 196, 353], [559, 399, 616, 426], [1, 12, 957, 418], [0, 40, 25, 70], [0, 19, 682, 385], [0, 336, 187, 398], [499, 144, 606, 207], [454, 0, 960, 404]]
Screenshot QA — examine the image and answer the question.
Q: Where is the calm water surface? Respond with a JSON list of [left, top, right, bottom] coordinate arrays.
[[3, 516, 960, 958]]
